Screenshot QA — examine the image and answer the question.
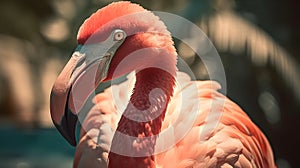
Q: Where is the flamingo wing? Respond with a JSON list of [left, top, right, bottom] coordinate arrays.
[[156, 72, 276, 167]]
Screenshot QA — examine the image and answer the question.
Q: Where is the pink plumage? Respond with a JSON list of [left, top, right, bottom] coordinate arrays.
[[51, 1, 276, 167], [74, 72, 276, 167]]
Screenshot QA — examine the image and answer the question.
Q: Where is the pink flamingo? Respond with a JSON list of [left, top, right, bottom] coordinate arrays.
[[50, 2, 276, 168]]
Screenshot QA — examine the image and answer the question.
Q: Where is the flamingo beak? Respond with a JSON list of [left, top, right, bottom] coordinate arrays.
[[50, 29, 126, 146]]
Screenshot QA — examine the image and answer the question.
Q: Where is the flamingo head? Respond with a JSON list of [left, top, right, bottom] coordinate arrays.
[[50, 1, 176, 146]]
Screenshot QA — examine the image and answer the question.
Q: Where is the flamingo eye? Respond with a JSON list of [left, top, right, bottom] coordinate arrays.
[[113, 31, 125, 41]]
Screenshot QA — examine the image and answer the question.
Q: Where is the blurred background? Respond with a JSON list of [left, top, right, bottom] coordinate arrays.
[[0, 0, 299, 167]]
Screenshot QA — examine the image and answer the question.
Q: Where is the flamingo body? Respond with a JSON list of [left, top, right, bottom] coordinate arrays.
[[74, 72, 276, 167]]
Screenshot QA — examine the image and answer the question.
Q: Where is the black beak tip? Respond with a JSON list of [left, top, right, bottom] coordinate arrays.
[[53, 109, 78, 146]]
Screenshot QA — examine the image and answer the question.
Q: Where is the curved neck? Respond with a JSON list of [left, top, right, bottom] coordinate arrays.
[[108, 67, 175, 168]]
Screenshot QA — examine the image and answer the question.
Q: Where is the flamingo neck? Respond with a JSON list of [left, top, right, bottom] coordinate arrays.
[[108, 67, 175, 168]]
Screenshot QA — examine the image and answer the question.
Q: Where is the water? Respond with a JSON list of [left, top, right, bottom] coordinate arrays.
[[0, 126, 74, 168]]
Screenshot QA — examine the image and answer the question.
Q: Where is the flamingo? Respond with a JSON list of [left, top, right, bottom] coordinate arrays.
[[50, 1, 276, 167]]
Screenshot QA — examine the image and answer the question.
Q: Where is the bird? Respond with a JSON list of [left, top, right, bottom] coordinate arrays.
[[50, 1, 276, 168]]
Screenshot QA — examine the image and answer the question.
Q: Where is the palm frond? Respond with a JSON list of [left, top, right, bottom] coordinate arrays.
[[197, 10, 300, 100]]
